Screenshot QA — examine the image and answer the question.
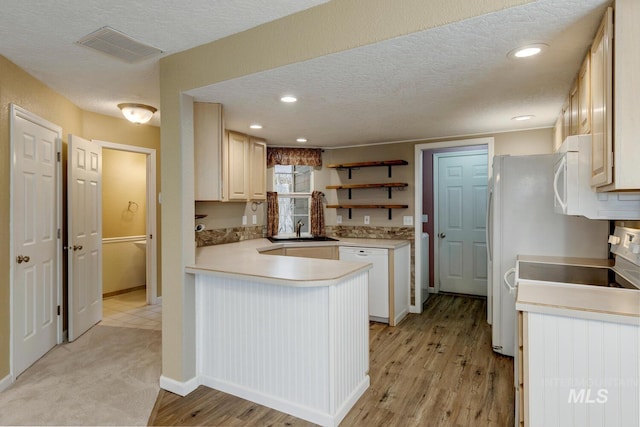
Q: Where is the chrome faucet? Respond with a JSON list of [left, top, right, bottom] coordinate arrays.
[[296, 220, 304, 238]]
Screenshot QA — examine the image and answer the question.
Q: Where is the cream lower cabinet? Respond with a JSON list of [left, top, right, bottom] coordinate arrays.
[[517, 310, 639, 426]]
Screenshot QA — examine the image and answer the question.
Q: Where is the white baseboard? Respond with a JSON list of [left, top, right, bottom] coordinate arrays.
[[0, 373, 13, 392], [159, 375, 199, 397], [200, 375, 369, 427]]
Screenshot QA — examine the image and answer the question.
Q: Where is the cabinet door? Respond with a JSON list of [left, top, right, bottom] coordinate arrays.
[[561, 97, 571, 140], [578, 55, 591, 135], [569, 80, 579, 136], [194, 102, 223, 201], [249, 138, 267, 200], [590, 8, 613, 188], [226, 131, 250, 200], [552, 115, 564, 152]]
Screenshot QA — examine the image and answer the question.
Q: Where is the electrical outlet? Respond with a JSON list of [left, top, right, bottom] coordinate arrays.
[[252, 215, 257, 225], [336, 215, 342, 224], [242, 215, 247, 225], [403, 216, 413, 226], [364, 215, 370, 225]]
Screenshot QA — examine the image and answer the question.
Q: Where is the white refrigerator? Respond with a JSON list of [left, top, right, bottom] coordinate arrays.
[[487, 154, 609, 357]]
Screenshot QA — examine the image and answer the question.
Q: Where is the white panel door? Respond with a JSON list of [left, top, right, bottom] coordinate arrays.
[[68, 134, 102, 341], [437, 153, 488, 296], [11, 106, 61, 377]]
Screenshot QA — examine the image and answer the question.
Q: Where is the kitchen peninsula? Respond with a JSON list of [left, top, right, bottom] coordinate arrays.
[[184, 238, 407, 427]]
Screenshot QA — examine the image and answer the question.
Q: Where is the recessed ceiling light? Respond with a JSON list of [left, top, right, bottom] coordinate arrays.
[[512, 115, 535, 121], [507, 43, 548, 59], [296, 138, 307, 143], [249, 124, 263, 129], [280, 95, 297, 103]]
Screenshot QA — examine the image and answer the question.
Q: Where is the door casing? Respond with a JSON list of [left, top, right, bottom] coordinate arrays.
[[412, 137, 494, 313], [95, 140, 158, 305]]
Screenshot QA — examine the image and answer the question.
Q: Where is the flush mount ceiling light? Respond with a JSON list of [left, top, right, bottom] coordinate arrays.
[[250, 124, 263, 129], [507, 43, 548, 59], [280, 95, 297, 103], [512, 115, 535, 121], [117, 103, 157, 124], [296, 138, 308, 143]]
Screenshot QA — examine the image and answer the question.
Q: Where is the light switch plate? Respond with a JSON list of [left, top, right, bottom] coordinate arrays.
[[403, 216, 413, 226], [242, 215, 247, 225], [336, 215, 342, 224], [364, 215, 370, 225]]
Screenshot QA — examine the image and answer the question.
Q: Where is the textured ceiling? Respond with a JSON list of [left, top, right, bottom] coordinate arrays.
[[1, 0, 610, 146], [0, 0, 330, 126]]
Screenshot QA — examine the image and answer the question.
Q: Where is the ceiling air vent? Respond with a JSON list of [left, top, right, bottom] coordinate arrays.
[[76, 26, 163, 63]]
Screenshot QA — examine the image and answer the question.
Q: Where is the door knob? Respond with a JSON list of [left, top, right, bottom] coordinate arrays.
[[72, 245, 83, 251], [16, 255, 30, 264], [439, 232, 446, 238]]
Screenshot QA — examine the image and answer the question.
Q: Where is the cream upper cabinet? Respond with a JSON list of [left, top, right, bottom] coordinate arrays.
[[569, 79, 579, 136], [561, 96, 571, 141], [249, 137, 267, 201], [225, 130, 250, 201], [592, 1, 640, 191], [552, 115, 564, 152], [589, 7, 613, 188], [194, 102, 267, 201], [577, 55, 591, 135], [194, 102, 224, 201]]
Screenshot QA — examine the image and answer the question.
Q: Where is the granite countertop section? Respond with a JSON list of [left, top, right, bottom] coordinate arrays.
[[186, 237, 408, 287], [516, 282, 640, 325]]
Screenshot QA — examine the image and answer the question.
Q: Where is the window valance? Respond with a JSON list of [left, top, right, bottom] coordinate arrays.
[[266, 147, 322, 167]]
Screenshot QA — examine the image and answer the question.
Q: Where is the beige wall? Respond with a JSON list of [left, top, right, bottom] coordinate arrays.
[[159, 0, 537, 384], [0, 54, 161, 380], [103, 242, 146, 295], [103, 149, 147, 238]]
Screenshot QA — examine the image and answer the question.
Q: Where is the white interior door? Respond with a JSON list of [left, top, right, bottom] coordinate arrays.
[[11, 105, 61, 377], [437, 152, 488, 296], [68, 134, 102, 341]]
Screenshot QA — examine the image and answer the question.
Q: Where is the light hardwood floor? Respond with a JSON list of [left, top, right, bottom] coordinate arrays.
[[148, 294, 514, 426]]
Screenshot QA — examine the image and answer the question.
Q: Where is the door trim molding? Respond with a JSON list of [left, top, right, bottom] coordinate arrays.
[[412, 137, 494, 313], [9, 104, 63, 381], [94, 140, 159, 305]]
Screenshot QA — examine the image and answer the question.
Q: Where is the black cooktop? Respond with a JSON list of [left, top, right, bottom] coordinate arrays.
[[518, 262, 637, 290]]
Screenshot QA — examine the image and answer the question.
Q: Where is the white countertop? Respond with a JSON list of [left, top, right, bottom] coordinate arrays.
[[516, 280, 640, 325], [186, 237, 409, 287]]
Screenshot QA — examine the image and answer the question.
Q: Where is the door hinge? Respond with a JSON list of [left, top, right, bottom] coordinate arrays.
[[57, 228, 61, 239], [57, 152, 61, 162], [57, 305, 61, 316], [150, 234, 153, 239]]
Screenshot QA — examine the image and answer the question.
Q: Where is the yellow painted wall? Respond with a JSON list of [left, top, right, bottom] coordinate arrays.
[[102, 149, 147, 295], [0, 54, 160, 381], [102, 149, 147, 238]]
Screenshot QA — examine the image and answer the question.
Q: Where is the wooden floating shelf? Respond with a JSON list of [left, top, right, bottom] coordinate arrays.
[[326, 160, 408, 179], [326, 204, 409, 220], [326, 182, 408, 199]]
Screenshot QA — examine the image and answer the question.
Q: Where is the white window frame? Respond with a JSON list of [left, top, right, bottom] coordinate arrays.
[[274, 165, 313, 237]]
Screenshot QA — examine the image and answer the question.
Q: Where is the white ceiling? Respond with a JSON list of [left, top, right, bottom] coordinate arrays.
[[1, 0, 610, 147]]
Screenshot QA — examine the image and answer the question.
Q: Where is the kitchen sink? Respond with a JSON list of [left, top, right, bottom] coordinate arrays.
[[267, 236, 339, 243]]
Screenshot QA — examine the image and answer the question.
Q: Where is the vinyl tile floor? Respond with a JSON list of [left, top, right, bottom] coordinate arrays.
[[101, 289, 162, 331]]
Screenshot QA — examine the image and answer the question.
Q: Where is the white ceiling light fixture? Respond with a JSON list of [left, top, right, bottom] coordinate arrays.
[[280, 95, 297, 103], [117, 103, 157, 124], [511, 114, 535, 121], [507, 43, 548, 59], [296, 138, 308, 143], [250, 124, 263, 129]]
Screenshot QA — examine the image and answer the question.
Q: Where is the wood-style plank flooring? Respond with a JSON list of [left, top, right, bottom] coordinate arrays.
[[148, 294, 514, 426]]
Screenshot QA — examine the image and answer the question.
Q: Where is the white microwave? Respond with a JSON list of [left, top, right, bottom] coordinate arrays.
[[553, 135, 640, 219]]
